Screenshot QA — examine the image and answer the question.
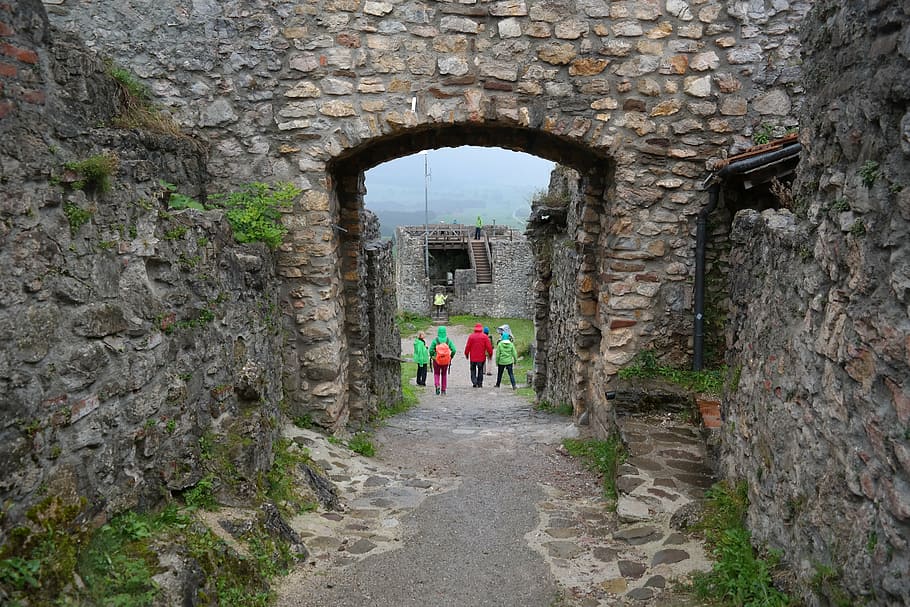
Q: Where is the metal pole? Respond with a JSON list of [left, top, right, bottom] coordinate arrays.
[[423, 152, 429, 279]]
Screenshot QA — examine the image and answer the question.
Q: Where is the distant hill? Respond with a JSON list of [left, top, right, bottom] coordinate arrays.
[[364, 146, 554, 235]]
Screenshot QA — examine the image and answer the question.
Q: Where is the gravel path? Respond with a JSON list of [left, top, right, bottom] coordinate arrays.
[[275, 324, 713, 607]]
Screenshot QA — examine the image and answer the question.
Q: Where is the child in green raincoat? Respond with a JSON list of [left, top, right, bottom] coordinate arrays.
[[413, 331, 429, 386]]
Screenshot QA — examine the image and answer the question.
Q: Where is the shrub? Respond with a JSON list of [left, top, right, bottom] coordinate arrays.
[[185, 475, 218, 510], [208, 182, 301, 248]]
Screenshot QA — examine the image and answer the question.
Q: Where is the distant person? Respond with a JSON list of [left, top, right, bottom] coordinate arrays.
[[429, 326, 457, 395], [475, 215, 483, 239], [464, 323, 493, 388], [484, 327, 494, 375], [496, 324, 512, 345], [413, 331, 429, 387], [433, 291, 448, 319], [495, 332, 518, 390]]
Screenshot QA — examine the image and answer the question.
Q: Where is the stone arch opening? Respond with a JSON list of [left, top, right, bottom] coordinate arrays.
[[326, 123, 614, 426]]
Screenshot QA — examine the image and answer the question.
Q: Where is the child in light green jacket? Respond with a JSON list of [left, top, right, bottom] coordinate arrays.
[[495, 333, 518, 389]]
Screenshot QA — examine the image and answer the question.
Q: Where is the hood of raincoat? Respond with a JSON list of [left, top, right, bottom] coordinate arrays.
[[436, 326, 448, 339], [473, 323, 483, 332], [483, 327, 490, 334], [497, 324, 512, 335]]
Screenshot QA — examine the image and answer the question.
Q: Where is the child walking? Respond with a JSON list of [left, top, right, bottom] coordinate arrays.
[[413, 331, 429, 386], [495, 332, 518, 390]]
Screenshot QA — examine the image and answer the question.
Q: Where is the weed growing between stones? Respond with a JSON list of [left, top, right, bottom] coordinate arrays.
[[810, 563, 853, 607], [262, 439, 319, 516], [108, 63, 185, 138], [347, 432, 376, 457], [185, 475, 219, 511], [690, 481, 793, 607], [163, 181, 302, 248], [561, 436, 626, 502], [619, 350, 725, 395], [208, 182, 301, 248], [0, 484, 304, 604], [62, 201, 94, 235], [859, 160, 880, 188], [64, 153, 118, 193]]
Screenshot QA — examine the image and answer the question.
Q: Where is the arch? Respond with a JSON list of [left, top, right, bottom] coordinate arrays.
[[326, 122, 616, 425]]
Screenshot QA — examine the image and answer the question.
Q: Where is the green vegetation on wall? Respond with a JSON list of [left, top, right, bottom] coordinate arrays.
[[619, 350, 725, 395], [164, 181, 302, 249]]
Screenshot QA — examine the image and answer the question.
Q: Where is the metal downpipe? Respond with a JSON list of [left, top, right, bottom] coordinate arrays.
[[692, 142, 802, 370], [693, 183, 720, 371]]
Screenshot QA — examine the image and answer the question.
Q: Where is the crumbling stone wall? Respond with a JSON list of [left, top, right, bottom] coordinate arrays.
[[722, 1, 910, 603], [528, 166, 583, 411], [45, 0, 811, 427], [1, 0, 283, 527]]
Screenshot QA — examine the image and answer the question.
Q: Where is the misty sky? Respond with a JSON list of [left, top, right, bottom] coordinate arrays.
[[363, 146, 555, 228]]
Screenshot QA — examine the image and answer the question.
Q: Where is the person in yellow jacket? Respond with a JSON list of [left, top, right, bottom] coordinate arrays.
[[433, 291, 448, 319]]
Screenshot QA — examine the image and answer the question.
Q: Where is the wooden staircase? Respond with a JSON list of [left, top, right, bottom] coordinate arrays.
[[471, 240, 493, 284]]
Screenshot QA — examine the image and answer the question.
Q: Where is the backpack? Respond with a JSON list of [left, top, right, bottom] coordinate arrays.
[[434, 342, 452, 365]]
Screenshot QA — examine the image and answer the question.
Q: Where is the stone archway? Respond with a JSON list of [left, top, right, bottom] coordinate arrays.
[[326, 123, 613, 428]]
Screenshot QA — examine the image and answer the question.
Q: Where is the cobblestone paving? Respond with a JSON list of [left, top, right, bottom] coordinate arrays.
[[277, 326, 713, 606]]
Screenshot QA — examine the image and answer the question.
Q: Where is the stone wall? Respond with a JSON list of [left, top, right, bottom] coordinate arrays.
[[395, 228, 432, 313], [363, 212, 402, 416], [455, 236, 535, 318], [528, 166, 583, 410], [1, 0, 284, 526], [721, 1, 910, 603], [396, 228, 534, 319], [44, 0, 811, 425]]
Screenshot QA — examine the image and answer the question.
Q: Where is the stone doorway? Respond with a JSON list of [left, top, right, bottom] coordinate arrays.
[[327, 124, 614, 427]]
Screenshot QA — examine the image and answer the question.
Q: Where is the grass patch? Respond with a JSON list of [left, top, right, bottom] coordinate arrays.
[[691, 481, 793, 607], [397, 312, 433, 337], [108, 63, 185, 137], [562, 436, 626, 502], [535, 400, 573, 416], [347, 432, 376, 457], [376, 363, 421, 422], [619, 350, 724, 395]]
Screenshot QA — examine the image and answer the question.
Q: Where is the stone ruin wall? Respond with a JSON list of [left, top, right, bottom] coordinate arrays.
[[453, 237, 535, 317], [529, 165, 584, 411], [42, 0, 811, 428], [362, 210, 402, 414], [396, 228, 535, 319], [395, 228, 430, 313], [722, 0, 910, 604], [1, 0, 284, 526]]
